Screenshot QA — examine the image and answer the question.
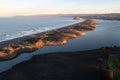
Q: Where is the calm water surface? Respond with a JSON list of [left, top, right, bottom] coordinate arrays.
[[0, 19, 120, 73]]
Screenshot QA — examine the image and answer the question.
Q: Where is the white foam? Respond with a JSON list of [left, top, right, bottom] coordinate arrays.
[[0, 18, 83, 42]]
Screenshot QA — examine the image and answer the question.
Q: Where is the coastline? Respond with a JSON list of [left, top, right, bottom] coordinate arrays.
[[82, 17, 120, 21], [0, 19, 97, 61]]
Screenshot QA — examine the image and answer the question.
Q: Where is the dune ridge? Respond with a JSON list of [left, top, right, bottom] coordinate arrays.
[[0, 19, 97, 61]]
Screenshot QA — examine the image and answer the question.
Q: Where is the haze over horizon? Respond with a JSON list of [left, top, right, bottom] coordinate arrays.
[[0, 0, 120, 17]]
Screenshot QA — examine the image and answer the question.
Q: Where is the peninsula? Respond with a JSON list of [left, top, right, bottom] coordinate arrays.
[[0, 19, 97, 61]]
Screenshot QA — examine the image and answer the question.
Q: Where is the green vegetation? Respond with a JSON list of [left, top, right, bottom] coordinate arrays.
[[108, 55, 120, 80]]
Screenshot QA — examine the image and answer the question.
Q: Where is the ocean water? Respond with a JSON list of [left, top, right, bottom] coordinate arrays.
[[0, 19, 120, 73], [0, 17, 82, 42]]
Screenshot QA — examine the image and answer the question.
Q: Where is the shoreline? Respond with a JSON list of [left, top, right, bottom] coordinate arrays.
[[0, 46, 120, 80], [82, 17, 120, 21], [0, 19, 97, 61]]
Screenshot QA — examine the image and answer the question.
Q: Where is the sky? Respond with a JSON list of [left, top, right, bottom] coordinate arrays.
[[0, 0, 120, 17]]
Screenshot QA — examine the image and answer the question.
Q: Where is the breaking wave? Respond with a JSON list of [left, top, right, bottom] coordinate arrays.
[[0, 17, 83, 42]]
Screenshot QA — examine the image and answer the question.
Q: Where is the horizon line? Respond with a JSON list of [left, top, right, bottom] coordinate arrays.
[[0, 12, 120, 18]]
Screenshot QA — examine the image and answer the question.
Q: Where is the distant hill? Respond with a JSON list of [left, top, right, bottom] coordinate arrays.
[[14, 13, 120, 20], [80, 13, 120, 20]]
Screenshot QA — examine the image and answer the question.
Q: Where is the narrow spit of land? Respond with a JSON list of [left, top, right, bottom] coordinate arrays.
[[0, 19, 96, 61]]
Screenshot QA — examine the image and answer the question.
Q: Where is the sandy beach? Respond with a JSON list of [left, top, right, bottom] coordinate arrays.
[[0, 19, 96, 61], [0, 0, 120, 80]]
